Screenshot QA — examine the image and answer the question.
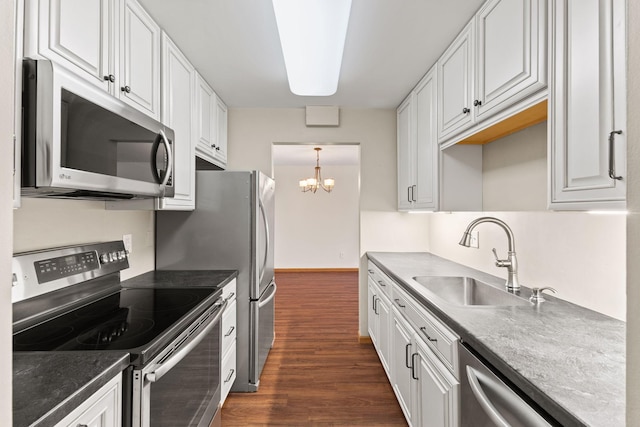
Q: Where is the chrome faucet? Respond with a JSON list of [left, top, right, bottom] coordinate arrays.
[[459, 217, 521, 292]]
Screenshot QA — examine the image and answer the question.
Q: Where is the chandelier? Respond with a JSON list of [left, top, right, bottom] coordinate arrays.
[[299, 147, 335, 193]]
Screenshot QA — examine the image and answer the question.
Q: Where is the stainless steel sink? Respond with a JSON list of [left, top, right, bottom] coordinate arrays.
[[412, 276, 531, 307]]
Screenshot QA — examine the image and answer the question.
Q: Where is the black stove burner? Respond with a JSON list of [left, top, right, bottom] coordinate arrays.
[[13, 287, 219, 353]]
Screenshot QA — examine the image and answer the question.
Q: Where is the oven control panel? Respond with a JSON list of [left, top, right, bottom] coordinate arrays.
[[34, 251, 100, 284], [12, 240, 129, 304]]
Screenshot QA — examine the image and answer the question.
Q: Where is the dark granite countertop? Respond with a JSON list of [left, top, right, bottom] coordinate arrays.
[[121, 269, 237, 289], [13, 352, 130, 427], [13, 269, 238, 427], [367, 252, 625, 427]]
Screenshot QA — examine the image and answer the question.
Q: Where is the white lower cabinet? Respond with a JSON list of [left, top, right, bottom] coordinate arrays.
[[56, 373, 122, 427], [369, 260, 460, 427], [413, 337, 459, 427], [391, 307, 418, 424], [367, 274, 392, 377], [220, 279, 237, 405]]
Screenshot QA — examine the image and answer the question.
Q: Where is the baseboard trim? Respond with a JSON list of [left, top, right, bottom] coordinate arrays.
[[358, 336, 373, 344], [275, 268, 359, 273]]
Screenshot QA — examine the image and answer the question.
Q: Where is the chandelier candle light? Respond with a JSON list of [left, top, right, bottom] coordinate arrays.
[[299, 147, 335, 193]]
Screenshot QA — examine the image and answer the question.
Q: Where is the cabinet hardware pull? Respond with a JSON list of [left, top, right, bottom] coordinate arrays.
[[225, 326, 235, 337], [224, 369, 235, 383], [474, 99, 482, 107], [405, 343, 412, 368], [103, 74, 115, 82], [373, 295, 379, 315], [368, 269, 374, 274], [411, 185, 417, 202], [377, 280, 386, 287], [394, 298, 406, 308], [420, 326, 438, 343], [411, 353, 419, 380], [407, 186, 412, 203], [462, 107, 470, 114], [226, 292, 235, 301], [608, 130, 623, 180], [121, 85, 131, 93]]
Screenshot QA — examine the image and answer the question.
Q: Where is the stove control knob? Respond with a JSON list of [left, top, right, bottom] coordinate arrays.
[[100, 253, 109, 264]]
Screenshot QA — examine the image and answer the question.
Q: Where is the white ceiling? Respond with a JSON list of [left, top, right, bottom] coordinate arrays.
[[137, 0, 484, 109]]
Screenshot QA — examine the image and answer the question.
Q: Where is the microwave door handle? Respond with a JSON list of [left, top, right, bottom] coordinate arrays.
[[145, 299, 227, 383], [150, 130, 173, 188]]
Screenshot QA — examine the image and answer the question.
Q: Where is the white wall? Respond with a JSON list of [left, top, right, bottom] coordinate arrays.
[[227, 107, 430, 335], [14, 199, 155, 280], [1, 0, 15, 422], [627, 0, 640, 422], [482, 121, 547, 211], [274, 164, 360, 269]]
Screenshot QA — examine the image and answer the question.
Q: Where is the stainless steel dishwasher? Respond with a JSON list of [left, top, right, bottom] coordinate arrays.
[[459, 343, 559, 427]]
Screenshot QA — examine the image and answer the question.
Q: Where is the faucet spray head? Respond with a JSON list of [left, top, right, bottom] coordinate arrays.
[[459, 232, 473, 247]]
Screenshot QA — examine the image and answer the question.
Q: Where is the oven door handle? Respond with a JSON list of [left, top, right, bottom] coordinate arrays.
[[145, 299, 227, 383]]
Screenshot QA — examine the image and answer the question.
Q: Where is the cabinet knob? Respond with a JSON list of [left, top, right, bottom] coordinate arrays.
[[216, 146, 220, 151], [103, 74, 115, 82], [462, 107, 470, 114], [121, 85, 131, 93], [474, 99, 482, 107]]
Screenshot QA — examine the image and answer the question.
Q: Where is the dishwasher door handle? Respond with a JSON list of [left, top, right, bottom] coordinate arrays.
[[466, 366, 511, 427]]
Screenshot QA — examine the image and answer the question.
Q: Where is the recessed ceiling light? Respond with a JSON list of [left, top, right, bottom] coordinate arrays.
[[272, 0, 352, 96]]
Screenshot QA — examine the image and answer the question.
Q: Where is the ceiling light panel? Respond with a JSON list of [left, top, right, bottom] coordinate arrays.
[[272, 0, 352, 96]]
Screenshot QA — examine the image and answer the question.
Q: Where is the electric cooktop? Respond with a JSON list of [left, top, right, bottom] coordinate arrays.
[[14, 287, 221, 355]]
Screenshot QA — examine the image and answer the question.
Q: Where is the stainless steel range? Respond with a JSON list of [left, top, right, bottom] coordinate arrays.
[[12, 241, 226, 427]]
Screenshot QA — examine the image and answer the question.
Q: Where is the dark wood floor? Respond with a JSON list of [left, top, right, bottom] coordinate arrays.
[[221, 271, 407, 426]]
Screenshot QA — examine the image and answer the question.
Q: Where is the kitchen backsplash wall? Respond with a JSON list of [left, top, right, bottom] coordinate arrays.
[[13, 198, 155, 280], [429, 211, 625, 320]]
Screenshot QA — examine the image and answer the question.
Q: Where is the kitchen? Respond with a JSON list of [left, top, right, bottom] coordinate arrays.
[[1, 0, 640, 426]]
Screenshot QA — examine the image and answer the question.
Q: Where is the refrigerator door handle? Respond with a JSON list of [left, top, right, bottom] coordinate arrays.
[[258, 198, 270, 284], [258, 282, 277, 308]]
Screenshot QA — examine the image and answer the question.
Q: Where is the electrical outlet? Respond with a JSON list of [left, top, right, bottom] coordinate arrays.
[[469, 231, 479, 248], [123, 234, 133, 254], [339, 251, 344, 259]]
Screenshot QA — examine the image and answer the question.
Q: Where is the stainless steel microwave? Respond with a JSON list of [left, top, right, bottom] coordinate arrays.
[[21, 59, 175, 200]]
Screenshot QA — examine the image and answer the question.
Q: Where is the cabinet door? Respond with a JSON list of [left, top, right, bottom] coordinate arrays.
[[397, 94, 415, 210], [377, 293, 391, 375], [157, 33, 195, 210], [31, 0, 114, 90], [437, 19, 474, 143], [367, 279, 379, 346], [414, 338, 459, 427], [549, 0, 626, 209], [195, 73, 215, 158], [475, 0, 546, 121], [120, 0, 160, 119], [56, 373, 122, 427], [391, 309, 416, 423], [413, 67, 438, 210], [214, 95, 228, 165]]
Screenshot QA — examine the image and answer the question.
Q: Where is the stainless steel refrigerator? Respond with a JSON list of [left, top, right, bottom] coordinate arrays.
[[155, 170, 276, 392]]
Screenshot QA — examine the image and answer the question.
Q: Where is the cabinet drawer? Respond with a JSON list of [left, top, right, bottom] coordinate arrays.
[[392, 285, 459, 375], [222, 278, 237, 302], [56, 373, 122, 427], [222, 299, 237, 357], [367, 262, 392, 299], [221, 341, 237, 405]]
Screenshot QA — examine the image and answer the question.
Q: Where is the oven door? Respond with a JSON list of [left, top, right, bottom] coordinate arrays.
[[132, 299, 226, 427]]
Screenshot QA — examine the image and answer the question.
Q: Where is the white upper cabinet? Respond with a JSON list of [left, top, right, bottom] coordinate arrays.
[[194, 74, 228, 169], [475, 0, 546, 121], [437, 0, 547, 146], [24, 0, 115, 91], [437, 21, 475, 143], [549, 0, 626, 209], [25, 0, 161, 120], [398, 66, 438, 211], [120, 0, 160, 119], [156, 32, 195, 210]]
